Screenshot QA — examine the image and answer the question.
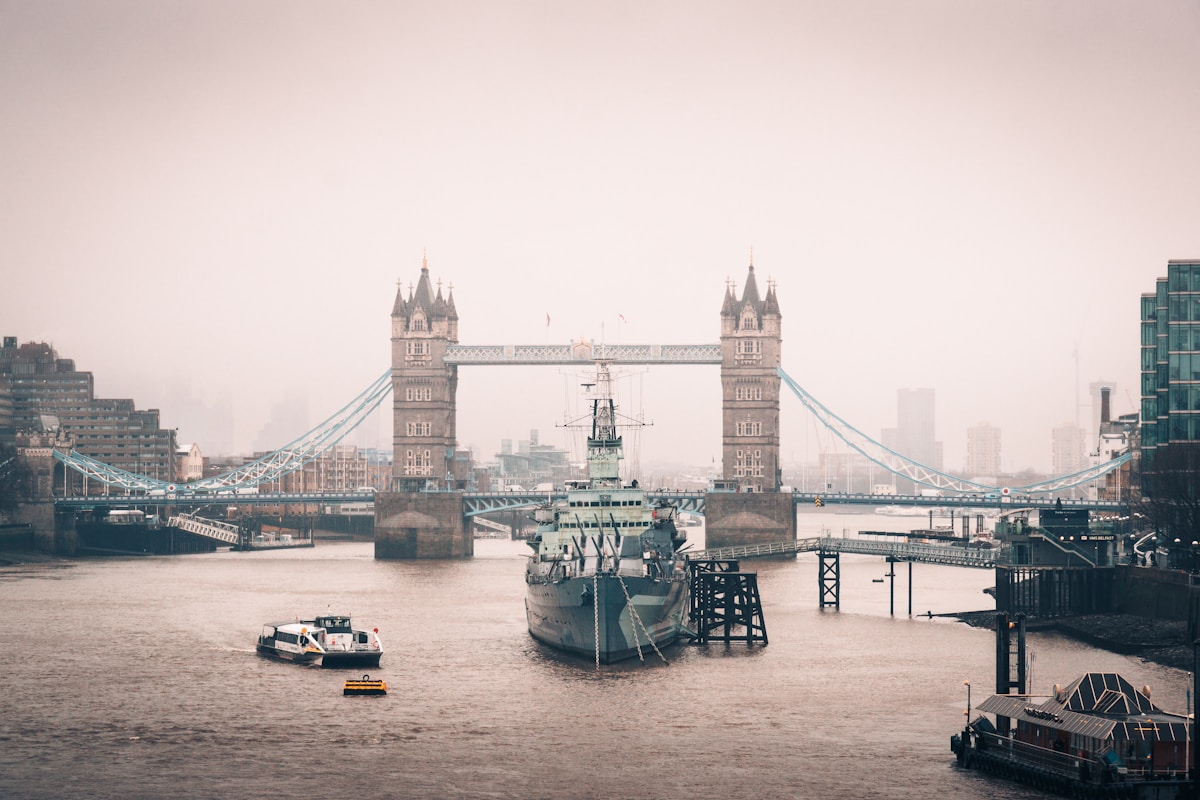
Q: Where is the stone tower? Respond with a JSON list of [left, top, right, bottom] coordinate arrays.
[[719, 264, 782, 491], [390, 255, 459, 491]]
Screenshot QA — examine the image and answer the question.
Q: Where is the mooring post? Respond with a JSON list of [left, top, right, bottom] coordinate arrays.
[[908, 561, 913, 616], [887, 556, 896, 616]]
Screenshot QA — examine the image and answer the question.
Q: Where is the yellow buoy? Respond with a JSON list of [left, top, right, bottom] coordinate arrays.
[[343, 674, 387, 696]]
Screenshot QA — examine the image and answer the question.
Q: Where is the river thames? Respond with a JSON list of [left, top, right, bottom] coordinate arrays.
[[0, 511, 1189, 799]]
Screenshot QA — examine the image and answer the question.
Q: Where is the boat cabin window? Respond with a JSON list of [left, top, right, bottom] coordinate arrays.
[[316, 616, 352, 633]]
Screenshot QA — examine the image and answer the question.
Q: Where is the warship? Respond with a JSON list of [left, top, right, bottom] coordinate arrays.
[[524, 362, 689, 664]]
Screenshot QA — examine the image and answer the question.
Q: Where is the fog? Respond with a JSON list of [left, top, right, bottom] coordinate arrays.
[[3, 1, 1198, 474]]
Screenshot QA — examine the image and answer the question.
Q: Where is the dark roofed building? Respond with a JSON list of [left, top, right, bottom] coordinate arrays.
[[972, 672, 1190, 783]]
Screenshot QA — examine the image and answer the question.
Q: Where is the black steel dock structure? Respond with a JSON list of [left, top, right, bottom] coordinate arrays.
[[686, 559, 768, 647], [689, 536, 997, 614]]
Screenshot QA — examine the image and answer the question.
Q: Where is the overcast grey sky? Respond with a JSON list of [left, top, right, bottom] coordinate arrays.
[[2, 1, 1197, 475]]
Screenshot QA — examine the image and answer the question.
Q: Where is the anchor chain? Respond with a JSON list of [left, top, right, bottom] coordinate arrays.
[[617, 573, 667, 664]]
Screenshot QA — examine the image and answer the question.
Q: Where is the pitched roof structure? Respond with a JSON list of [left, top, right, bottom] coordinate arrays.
[[721, 264, 780, 329], [392, 254, 457, 326], [977, 672, 1190, 743]]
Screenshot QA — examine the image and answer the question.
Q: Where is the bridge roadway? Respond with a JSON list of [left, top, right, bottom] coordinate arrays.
[[458, 489, 1122, 516], [52, 489, 1123, 515], [53, 490, 377, 509], [56, 489, 1002, 570], [685, 535, 1000, 569]]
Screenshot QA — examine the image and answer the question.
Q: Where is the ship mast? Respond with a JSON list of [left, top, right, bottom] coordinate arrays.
[[586, 362, 623, 487]]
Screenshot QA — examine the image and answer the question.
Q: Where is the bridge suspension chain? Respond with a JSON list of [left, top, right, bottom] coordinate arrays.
[[776, 367, 1129, 495], [53, 369, 393, 492]]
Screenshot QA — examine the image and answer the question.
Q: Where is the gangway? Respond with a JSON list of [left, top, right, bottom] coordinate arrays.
[[689, 536, 998, 614], [688, 536, 999, 569], [166, 512, 241, 546], [472, 516, 512, 537]]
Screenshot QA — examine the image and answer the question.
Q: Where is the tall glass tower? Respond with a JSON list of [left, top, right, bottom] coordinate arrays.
[[1140, 259, 1200, 490]]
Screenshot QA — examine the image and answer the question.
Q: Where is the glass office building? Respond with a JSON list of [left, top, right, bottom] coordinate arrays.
[[1140, 260, 1200, 489]]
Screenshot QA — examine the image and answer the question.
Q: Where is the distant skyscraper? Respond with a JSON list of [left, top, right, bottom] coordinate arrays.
[[966, 422, 1001, 477], [1140, 260, 1200, 492], [883, 388, 943, 493], [1052, 424, 1087, 478]]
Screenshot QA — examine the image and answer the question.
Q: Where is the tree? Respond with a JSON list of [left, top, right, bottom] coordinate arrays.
[[1140, 442, 1200, 540]]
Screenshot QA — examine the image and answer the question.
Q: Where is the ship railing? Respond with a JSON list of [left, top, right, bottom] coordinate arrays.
[[971, 729, 1103, 781]]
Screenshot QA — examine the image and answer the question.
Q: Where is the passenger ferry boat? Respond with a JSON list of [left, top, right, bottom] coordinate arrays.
[[256, 614, 383, 668], [524, 362, 689, 664]]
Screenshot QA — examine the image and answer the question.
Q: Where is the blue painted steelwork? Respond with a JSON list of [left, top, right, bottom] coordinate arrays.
[[45, 360, 1130, 510], [789, 491, 1122, 512], [53, 370, 392, 493], [55, 490, 378, 508], [444, 342, 720, 365], [777, 367, 1131, 498], [54, 486, 1118, 515]]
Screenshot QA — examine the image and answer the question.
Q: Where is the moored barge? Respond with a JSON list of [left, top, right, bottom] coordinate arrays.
[[952, 614, 1193, 798]]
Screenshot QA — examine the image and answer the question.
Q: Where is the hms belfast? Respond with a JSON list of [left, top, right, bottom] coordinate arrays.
[[523, 362, 689, 664]]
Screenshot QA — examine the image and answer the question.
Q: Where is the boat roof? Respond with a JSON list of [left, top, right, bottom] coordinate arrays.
[[977, 673, 1189, 742]]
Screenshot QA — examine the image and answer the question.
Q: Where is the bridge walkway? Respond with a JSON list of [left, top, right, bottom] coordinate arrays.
[[687, 536, 998, 569], [166, 512, 241, 545]]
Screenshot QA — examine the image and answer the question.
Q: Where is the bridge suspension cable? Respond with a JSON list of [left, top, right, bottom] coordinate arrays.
[[777, 367, 1129, 495], [54, 369, 393, 492]]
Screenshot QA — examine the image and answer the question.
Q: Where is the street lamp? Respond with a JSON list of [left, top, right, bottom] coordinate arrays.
[[964, 679, 972, 721]]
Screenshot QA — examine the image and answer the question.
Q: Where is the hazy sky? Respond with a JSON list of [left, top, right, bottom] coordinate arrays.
[[3, 1, 1198, 476]]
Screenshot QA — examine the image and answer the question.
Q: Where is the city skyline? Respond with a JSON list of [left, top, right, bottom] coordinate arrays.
[[3, 2, 1197, 474]]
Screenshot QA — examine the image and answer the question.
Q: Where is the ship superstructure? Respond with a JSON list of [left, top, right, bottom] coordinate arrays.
[[524, 362, 688, 664]]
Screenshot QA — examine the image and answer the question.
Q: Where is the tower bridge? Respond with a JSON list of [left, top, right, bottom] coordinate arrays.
[[36, 257, 1132, 559]]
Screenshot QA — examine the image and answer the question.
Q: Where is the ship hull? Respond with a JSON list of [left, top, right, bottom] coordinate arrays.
[[525, 573, 688, 663], [318, 650, 382, 669]]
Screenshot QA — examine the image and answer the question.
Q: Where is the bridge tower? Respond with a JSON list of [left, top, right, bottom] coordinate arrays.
[[389, 254, 459, 491], [377, 255, 470, 559], [706, 263, 795, 552], [719, 263, 782, 492]]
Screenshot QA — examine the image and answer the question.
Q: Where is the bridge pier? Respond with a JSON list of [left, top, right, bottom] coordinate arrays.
[[374, 491, 471, 559], [704, 492, 796, 552], [13, 438, 79, 555]]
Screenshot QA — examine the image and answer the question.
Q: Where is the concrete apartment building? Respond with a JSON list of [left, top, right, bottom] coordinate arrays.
[[966, 421, 1001, 479], [0, 336, 177, 488]]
